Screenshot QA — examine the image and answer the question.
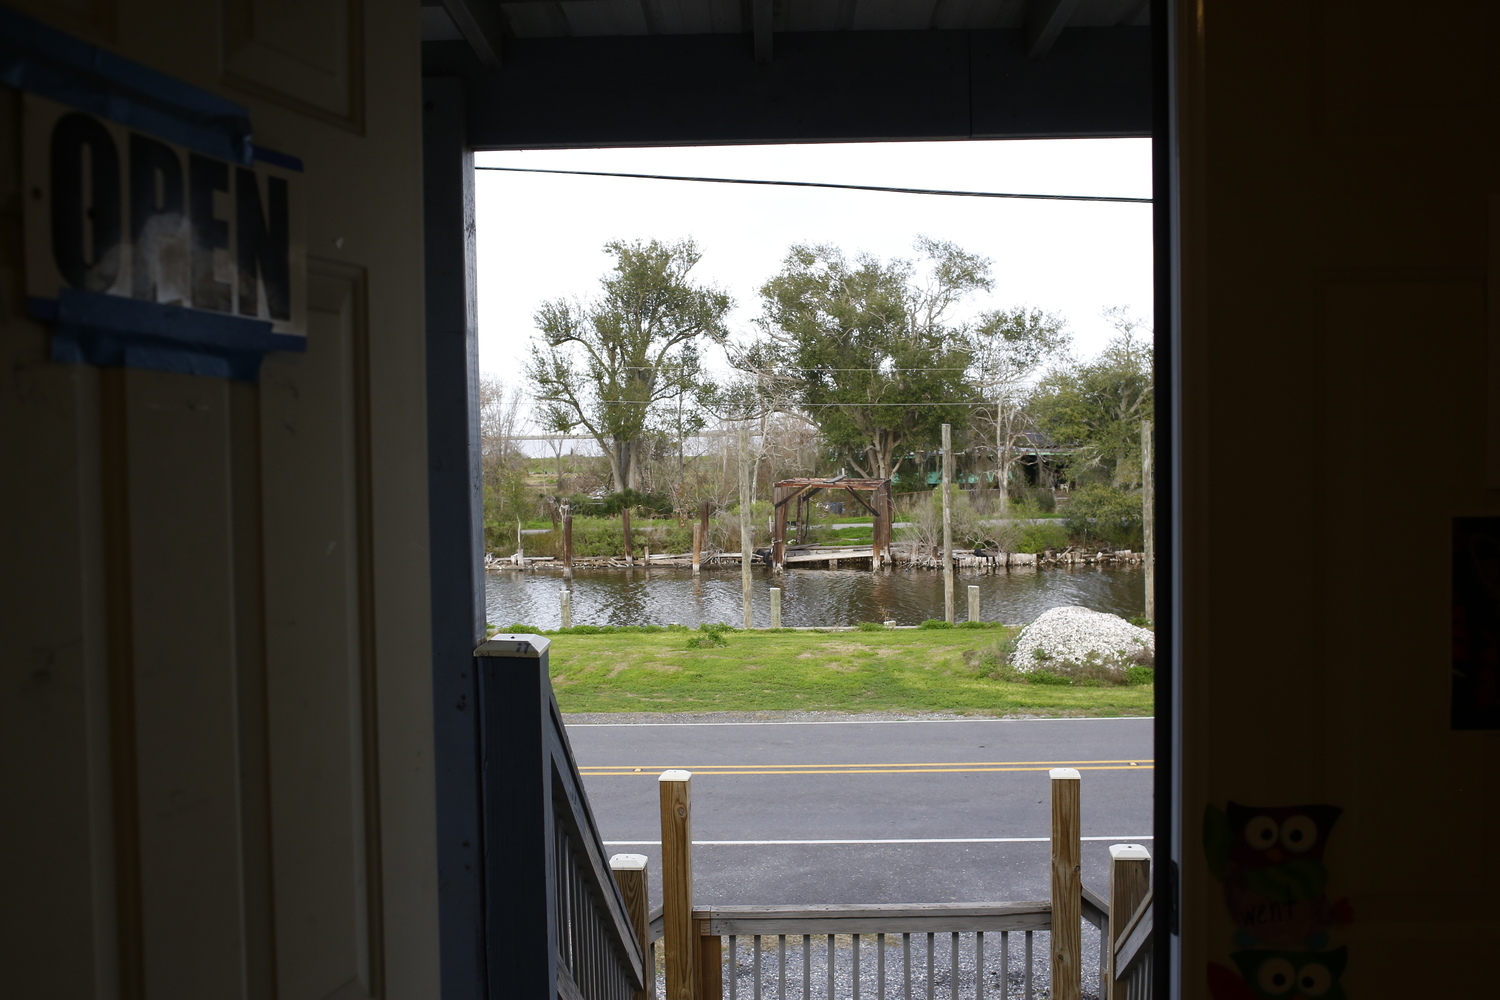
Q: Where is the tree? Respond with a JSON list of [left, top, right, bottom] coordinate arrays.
[[739, 237, 986, 480], [527, 238, 731, 492], [972, 306, 1070, 509], [1031, 307, 1154, 488], [478, 376, 533, 551]]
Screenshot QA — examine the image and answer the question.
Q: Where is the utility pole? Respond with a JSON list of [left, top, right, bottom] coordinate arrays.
[[739, 423, 753, 629], [942, 422, 954, 623], [1142, 419, 1154, 623]]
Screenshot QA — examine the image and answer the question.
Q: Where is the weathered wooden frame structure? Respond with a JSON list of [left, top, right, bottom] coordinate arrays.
[[770, 477, 894, 571]]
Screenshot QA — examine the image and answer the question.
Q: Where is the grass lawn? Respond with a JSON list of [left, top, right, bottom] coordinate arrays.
[[543, 627, 1154, 717]]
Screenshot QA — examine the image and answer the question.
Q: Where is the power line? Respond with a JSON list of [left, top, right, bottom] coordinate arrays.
[[476, 165, 1151, 205]]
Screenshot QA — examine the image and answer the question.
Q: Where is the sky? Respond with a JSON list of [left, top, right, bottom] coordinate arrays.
[[473, 138, 1153, 424]]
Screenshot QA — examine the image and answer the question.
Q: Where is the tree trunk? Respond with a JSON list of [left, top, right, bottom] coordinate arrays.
[[996, 397, 1009, 513]]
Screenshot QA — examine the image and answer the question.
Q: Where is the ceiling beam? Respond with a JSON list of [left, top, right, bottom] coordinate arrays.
[[754, 0, 772, 63], [442, 0, 505, 67], [1026, 0, 1082, 58]]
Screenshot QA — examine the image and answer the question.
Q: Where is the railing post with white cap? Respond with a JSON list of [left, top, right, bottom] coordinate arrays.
[[1107, 845, 1151, 1000], [1050, 767, 1082, 1000], [660, 770, 696, 1000], [612, 854, 653, 1000]]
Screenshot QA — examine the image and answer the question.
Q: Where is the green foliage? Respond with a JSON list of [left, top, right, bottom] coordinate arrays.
[[1014, 486, 1057, 512], [1063, 483, 1144, 548], [967, 639, 1154, 688], [549, 624, 690, 635], [1013, 518, 1071, 554], [1031, 308, 1153, 488], [497, 622, 542, 634], [546, 628, 1155, 716], [569, 489, 675, 518], [528, 238, 732, 491], [855, 621, 885, 631], [684, 622, 733, 649], [1127, 615, 1154, 629], [524, 518, 697, 559], [735, 238, 986, 479], [919, 619, 953, 629]]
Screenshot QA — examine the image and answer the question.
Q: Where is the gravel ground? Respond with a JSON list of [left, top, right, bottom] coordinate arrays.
[[654, 925, 1106, 999], [1009, 606, 1153, 671]]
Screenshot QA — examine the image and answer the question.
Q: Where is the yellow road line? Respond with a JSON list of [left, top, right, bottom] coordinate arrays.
[[580, 764, 1154, 777]]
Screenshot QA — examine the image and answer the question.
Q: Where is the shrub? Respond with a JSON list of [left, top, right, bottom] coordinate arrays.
[[497, 622, 542, 634], [918, 619, 953, 630], [1015, 486, 1057, 513], [522, 518, 696, 559], [1063, 483, 1144, 548], [685, 621, 732, 649], [856, 621, 884, 631]]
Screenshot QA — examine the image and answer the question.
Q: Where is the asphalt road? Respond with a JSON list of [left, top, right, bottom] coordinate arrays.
[[567, 717, 1153, 911]]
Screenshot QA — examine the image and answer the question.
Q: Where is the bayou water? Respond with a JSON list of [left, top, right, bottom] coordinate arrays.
[[484, 565, 1145, 630]]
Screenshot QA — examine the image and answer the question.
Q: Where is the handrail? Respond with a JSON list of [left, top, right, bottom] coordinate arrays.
[[696, 902, 1052, 935], [1114, 890, 1153, 977], [475, 634, 645, 998], [1081, 884, 1109, 930]]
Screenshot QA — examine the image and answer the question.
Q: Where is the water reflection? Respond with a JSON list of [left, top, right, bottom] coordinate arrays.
[[484, 565, 1145, 630]]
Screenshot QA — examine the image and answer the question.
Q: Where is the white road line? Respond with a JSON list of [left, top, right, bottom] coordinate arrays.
[[602, 836, 1154, 846], [567, 716, 1154, 728]]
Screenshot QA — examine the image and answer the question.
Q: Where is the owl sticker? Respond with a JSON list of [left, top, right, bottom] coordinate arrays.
[[1204, 802, 1352, 947], [1230, 947, 1347, 1000]]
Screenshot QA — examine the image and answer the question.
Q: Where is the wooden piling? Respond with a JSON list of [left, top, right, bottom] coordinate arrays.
[[609, 854, 652, 1000], [968, 585, 980, 622], [659, 770, 695, 1000], [560, 588, 572, 629], [562, 504, 573, 581], [1107, 844, 1151, 999], [769, 587, 781, 628], [691, 522, 702, 577], [942, 423, 954, 623], [623, 504, 633, 567], [1050, 767, 1082, 1000]]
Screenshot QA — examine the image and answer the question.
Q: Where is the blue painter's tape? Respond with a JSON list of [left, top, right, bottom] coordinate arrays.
[[45, 289, 275, 381], [0, 7, 253, 163], [253, 146, 306, 173]]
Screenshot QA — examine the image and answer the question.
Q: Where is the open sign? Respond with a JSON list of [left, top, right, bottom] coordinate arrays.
[[23, 93, 306, 344]]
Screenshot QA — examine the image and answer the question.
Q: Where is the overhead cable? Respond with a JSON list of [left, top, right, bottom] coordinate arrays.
[[476, 165, 1152, 205]]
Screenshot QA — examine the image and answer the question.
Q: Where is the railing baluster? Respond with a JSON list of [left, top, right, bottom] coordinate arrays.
[[803, 935, 811, 1000], [1098, 922, 1106, 1000], [826, 935, 835, 1000], [903, 933, 912, 1000], [975, 932, 984, 1000], [950, 932, 959, 1000], [778, 935, 787, 1000], [729, 936, 738, 1000], [1022, 932, 1032, 1000], [754, 935, 763, 1000], [853, 934, 861, 999], [926, 933, 935, 1000], [878, 933, 886, 1000]]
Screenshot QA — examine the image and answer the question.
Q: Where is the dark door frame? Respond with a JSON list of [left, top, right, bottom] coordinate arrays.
[[422, 10, 1180, 996]]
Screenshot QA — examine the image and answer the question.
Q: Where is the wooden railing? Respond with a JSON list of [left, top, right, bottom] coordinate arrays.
[[475, 634, 647, 1000], [634, 769, 1153, 1000]]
